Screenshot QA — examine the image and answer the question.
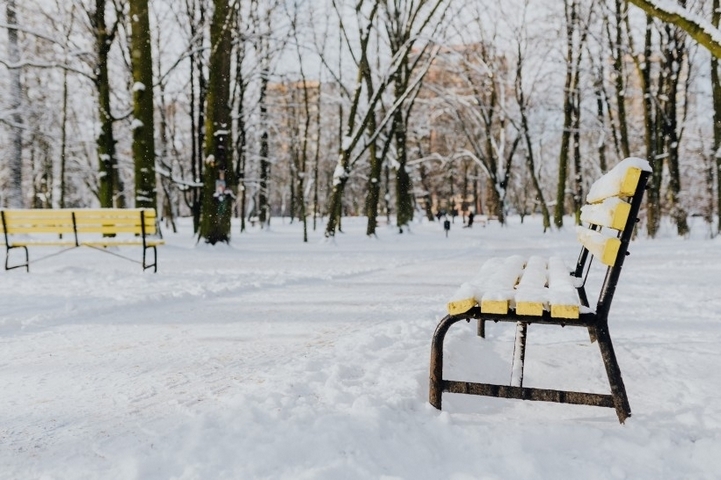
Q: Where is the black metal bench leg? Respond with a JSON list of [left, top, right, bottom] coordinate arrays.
[[142, 245, 158, 273], [593, 322, 631, 423], [477, 319, 485, 338], [430, 314, 466, 409], [5, 245, 29, 272]]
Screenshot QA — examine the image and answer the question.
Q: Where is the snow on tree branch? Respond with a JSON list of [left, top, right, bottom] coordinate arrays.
[[627, 0, 721, 58]]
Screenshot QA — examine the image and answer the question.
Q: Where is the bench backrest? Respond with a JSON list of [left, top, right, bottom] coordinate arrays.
[[1, 208, 158, 237], [573, 157, 652, 320], [1, 209, 76, 236], [73, 209, 158, 236]]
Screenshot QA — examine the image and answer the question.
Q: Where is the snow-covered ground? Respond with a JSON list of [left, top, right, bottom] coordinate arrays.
[[1, 215, 719, 479]]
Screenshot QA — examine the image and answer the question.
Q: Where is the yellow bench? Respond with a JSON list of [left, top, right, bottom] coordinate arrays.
[[429, 158, 652, 423], [0, 208, 164, 272]]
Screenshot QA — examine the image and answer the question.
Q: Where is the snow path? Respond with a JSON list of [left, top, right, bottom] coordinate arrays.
[[1, 217, 720, 479]]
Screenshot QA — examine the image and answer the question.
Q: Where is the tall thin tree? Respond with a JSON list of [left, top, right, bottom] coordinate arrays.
[[200, 0, 235, 243], [129, 0, 157, 209]]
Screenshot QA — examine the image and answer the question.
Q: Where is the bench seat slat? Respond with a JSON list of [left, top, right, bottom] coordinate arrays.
[[515, 256, 548, 316], [447, 257, 504, 315], [547, 257, 581, 319], [447, 256, 581, 319], [480, 255, 526, 315]]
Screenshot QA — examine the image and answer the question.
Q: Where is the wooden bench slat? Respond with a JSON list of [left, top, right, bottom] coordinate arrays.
[[80, 239, 165, 247], [480, 255, 526, 315], [547, 256, 580, 319], [580, 197, 631, 231], [515, 256, 548, 316], [2, 226, 76, 234], [447, 257, 504, 315], [576, 228, 621, 267], [586, 157, 651, 203], [4, 240, 77, 247]]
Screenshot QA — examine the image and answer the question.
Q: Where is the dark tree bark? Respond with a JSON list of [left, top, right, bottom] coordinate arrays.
[[92, 0, 124, 208], [712, 0, 721, 234], [129, 0, 157, 209], [5, 0, 23, 207], [199, 0, 235, 244]]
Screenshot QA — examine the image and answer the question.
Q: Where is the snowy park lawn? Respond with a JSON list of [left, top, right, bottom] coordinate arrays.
[[1, 215, 720, 479]]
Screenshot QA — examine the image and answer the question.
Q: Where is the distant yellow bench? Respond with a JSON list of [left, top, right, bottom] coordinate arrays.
[[429, 158, 652, 423], [0, 208, 164, 272]]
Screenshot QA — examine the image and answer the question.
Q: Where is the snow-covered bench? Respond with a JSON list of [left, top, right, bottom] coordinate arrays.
[[0, 208, 164, 272], [429, 158, 652, 423]]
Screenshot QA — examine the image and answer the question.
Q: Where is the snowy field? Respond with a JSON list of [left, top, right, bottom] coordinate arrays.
[[1, 215, 720, 479]]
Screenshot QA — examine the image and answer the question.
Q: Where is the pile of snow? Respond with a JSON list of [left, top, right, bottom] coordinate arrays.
[[1, 216, 720, 479]]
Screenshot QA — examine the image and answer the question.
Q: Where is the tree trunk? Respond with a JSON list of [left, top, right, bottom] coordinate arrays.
[[663, 22, 689, 236], [94, 0, 120, 208], [258, 69, 270, 227], [129, 0, 157, 209], [613, 0, 631, 159], [712, 0, 721, 234], [199, 0, 234, 244], [554, 0, 577, 229], [5, 0, 23, 207], [635, 16, 662, 237], [394, 105, 414, 231]]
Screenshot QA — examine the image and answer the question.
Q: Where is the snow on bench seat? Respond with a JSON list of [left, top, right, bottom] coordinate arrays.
[[446, 256, 581, 319], [514, 256, 548, 316], [480, 255, 526, 314], [547, 256, 581, 319]]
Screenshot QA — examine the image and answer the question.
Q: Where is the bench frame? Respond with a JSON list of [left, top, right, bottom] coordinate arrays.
[[429, 169, 650, 423], [1, 208, 162, 273]]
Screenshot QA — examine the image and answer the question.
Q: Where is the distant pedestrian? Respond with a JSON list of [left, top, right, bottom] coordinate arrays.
[[443, 217, 451, 237], [465, 211, 474, 228]]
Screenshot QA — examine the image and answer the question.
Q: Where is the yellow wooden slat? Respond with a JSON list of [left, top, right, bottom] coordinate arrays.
[[6, 240, 77, 247], [2, 226, 76, 234], [580, 198, 631, 231], [80, 240, 145, 247], [619, 167, 642, 197], [516, 301, 544, 316], [447, 297, 476, 316], [550, 304, 580, 319], [80, 238, 165, 247], [481, 299, 509, 315], [75, 226, 145, 234], [577, 229, 621, 267]]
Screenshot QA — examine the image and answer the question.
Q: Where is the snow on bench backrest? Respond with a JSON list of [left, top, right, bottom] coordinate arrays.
[[580, 197, 631, 231], [577, 157, 651, 267], [576, 227, 621, 267], [586, 157, 651, 204]]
